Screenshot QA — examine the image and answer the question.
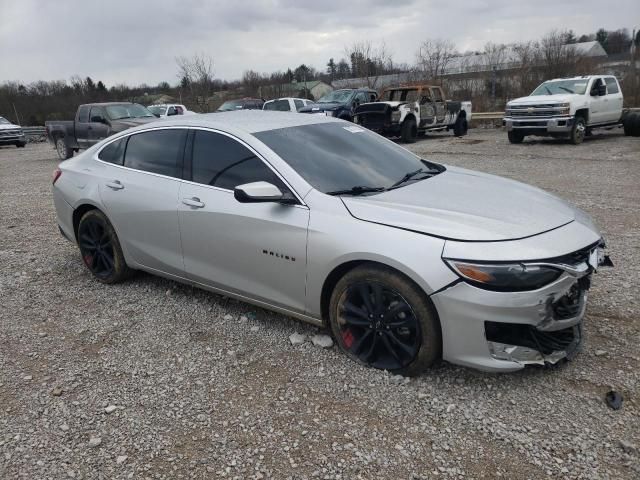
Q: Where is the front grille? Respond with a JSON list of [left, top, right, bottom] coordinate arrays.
[[485, 321, 579, 355], [506, 104, 567, 118], [0, 129, 22, 137], [510, 110, 556, 117], [514, 121, 548, 127], [358, 113, 388, 130]]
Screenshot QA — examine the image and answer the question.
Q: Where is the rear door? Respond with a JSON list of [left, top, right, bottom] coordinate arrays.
[[88, 106, 110, 145], [98, 128, 187, 277], [75, 105, 91, 148], [604, 77, 623, 123], [178, 129, 309, 312], [430, 87, 446, 123]]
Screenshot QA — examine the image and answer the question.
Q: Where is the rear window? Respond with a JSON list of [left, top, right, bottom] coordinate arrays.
[[264, 100, 291, 112], [98, 137, 126, 165], [123, 129, 186, 178]]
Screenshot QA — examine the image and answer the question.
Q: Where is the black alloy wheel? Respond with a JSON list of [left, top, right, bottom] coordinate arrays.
[[77, 209, 132, 283], [336, 281, 421, 370], [79, 217, 115, 279]]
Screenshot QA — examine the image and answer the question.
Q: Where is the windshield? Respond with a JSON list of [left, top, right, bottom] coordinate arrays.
[[263, 100, 290, 111], [105, 104, 155, 120], [317, 90, 354, 104], [531, 80, 588, 96], [148, 106, 167, 116], [217, 100, 245, 111], [0, 117, 10, 125], [254, 122, 443, 194], [381, 89, 419, 102]]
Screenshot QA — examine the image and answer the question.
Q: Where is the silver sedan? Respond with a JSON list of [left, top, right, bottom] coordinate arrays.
[[52, 111, 611, 375]]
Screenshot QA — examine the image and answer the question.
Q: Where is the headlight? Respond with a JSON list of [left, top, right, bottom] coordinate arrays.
[[325, 110, 335, 117], [391, 110, 401, 122], [444, 259, 562, 292], [558, 102, 570, 115]]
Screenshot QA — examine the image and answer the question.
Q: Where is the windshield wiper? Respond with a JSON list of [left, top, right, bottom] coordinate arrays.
[[389, 165, 441, 189], [544, 86, 552, 95], [326, 186, 386, 196], [558, 86, 574, 93]]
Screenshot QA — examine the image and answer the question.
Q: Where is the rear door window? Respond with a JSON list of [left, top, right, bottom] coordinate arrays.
[[98, 137, 126, 165], [123, 129, 186, 178], [190, 130, 284, 190], [77, 106, 90, 123], [605, 77, 619, 94]]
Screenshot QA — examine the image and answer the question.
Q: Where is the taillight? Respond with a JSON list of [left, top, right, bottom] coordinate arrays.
[[52, 168, 62, 185]]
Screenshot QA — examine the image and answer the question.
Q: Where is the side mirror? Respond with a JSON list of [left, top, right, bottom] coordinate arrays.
[[91, 116, 108, 124], [234, 181, 296, 204], [598, 84, 607, 96]]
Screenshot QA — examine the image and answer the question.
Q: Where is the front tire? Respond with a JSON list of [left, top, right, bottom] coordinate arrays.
[[16, 141, 26, 148], [507, 131, 524, 144], [329, 264, 441, 376], [400, 117, 418, 143], [77, 209, 132, 284], [56, 138, 73, 160], [569, 116, 586, 145]]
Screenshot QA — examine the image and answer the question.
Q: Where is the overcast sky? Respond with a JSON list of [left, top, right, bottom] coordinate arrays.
[[0, 0, 637, 86]]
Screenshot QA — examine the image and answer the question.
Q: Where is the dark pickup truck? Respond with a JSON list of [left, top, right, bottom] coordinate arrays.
[[46, 102, 157, 160]]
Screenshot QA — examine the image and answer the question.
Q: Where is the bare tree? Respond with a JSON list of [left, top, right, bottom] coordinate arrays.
[[415, 39, 457, 83], [539, 30, 586, 79], [175, 53, 214, 111], [343, 40, 393, 88]]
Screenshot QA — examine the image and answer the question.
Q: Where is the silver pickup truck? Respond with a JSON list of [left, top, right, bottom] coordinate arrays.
[[46, 102, 157, 160]]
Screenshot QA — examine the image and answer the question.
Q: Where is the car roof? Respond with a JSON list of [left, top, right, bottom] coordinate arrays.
[[128, 110, 341, 134], [80, 102, 137, 107]]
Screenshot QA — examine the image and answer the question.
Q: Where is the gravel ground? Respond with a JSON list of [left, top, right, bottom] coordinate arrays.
[[1, 128, 638, 480]]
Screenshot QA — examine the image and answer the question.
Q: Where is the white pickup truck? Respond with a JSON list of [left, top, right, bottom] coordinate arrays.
[[503, 75, 634, 144], [354, 85, 472, 143]]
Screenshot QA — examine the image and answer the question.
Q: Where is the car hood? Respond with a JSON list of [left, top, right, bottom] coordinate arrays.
[[112, 117, 157, 128], [341, 166, 576, 241], [0, 123, 21, 130], [508, 94, 580, 105], [299, 102, 343, 113]]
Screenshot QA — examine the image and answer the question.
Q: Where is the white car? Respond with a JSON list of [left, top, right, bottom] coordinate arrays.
[[263, 98, 314, 112], [148, 104, 195, 118], [0, 116, 26, 148]]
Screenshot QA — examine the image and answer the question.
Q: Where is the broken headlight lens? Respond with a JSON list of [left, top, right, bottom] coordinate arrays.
[[444, 260, 562, 292]]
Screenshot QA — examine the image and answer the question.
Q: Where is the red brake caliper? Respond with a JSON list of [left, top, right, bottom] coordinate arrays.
[[342, 328, 354, 349]]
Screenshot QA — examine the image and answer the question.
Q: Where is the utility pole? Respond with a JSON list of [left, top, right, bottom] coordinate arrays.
[[491, 65, 497, 111]]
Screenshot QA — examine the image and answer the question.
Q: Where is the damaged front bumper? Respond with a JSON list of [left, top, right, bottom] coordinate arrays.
[[431, 243, 612, 372]]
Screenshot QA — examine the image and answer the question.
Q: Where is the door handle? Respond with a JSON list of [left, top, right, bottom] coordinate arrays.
[[105, 180, 124, 190], [182, 197, 205, 208]]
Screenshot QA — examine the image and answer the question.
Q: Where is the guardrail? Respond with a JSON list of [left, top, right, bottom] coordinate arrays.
[[22, 126, 47, 143]]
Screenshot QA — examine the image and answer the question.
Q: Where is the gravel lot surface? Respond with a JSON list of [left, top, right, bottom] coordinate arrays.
[[1, 129, 639, 479]]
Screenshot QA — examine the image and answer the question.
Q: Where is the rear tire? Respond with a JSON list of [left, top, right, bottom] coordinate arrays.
[[507, 131, 524, 144], [632, 113, 640, 137], [16, 141, 26, 148], [329, 264, 441, 376], [56, 138, 73, 160], [400, 117, 418, 143], [623, 113, 634, 136], [569, 116, 586, 145], [77, 209, 133, 284], [453, 116, 468, 137]]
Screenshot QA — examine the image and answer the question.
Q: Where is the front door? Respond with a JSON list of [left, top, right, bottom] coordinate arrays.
[[178, 129, 309, 312], [98, 128, 187, 277], [88, 106, 110, 146]]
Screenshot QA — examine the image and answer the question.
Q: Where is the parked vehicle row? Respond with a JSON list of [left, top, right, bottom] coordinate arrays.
[[52, 111, 612, 375], [0, 116, 27, 148]]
